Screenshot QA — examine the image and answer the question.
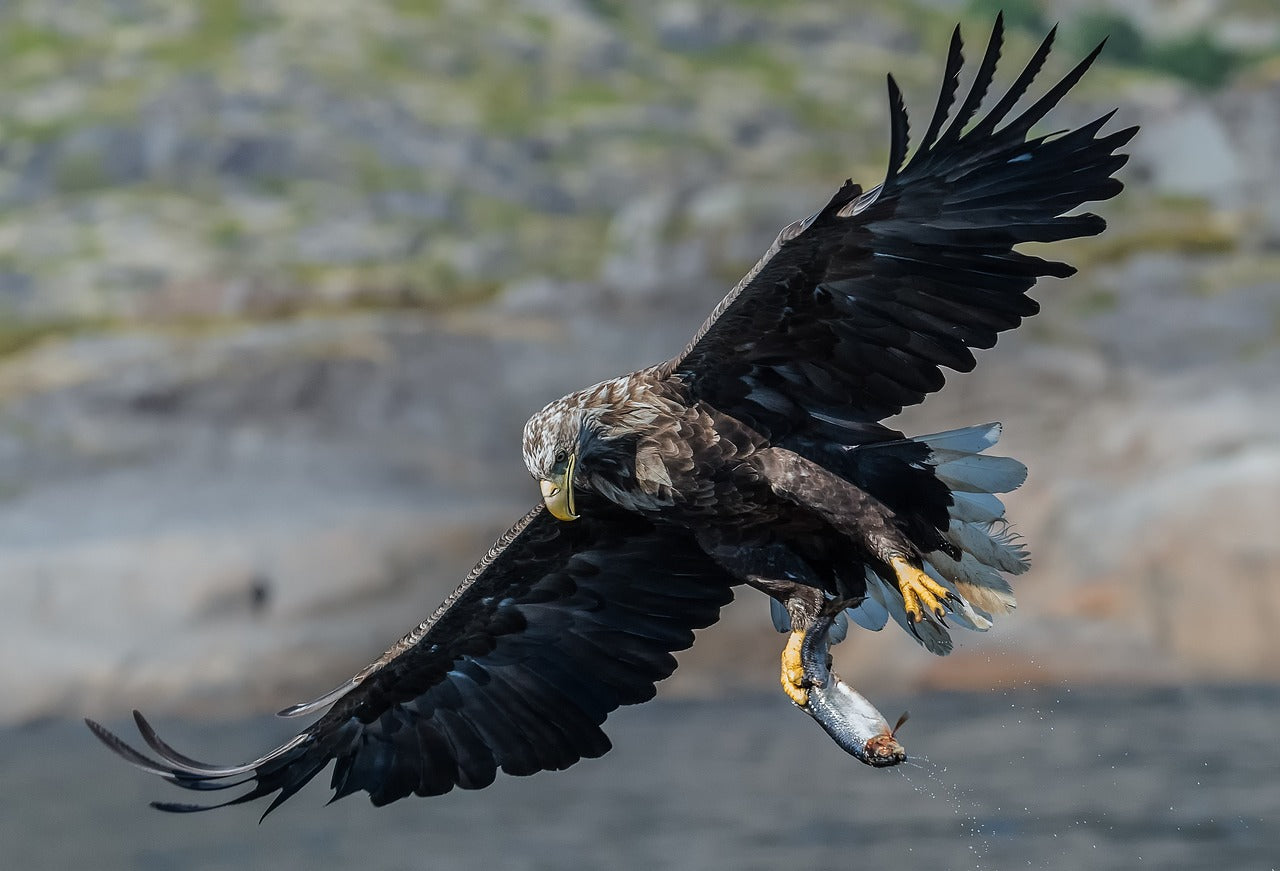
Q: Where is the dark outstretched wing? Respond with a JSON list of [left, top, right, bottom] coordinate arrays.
[[86, 500, 734, 815], [663, 17, 1137, 445]]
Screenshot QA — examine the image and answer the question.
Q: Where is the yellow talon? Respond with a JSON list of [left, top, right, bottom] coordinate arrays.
[[889, 555, 951, 623], [781, 630, 808, 707]]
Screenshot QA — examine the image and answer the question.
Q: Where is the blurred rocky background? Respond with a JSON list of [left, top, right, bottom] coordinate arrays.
[[1, 0, 1277, 725]]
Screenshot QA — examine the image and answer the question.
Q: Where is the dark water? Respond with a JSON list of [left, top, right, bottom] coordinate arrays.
[[4, 686, 1278, 871]]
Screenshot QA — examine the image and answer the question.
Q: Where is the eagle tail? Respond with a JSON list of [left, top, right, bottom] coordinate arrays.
[[841, 423, 1028, 654], [921, 424, 1029, 618]]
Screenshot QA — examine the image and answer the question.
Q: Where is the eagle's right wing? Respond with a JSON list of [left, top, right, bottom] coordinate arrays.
[[87, 499, 734, 816]]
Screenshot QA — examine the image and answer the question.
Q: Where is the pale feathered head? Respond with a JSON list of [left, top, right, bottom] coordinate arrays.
[[521, 374, 659, 521], [521, 396, 583, 484]]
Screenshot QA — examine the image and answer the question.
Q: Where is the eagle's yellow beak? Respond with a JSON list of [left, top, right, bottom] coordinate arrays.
[[539, 453, 579, 521]]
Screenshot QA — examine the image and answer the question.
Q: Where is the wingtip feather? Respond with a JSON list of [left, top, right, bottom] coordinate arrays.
[[884, 73, 910, 182], [917, 25, 965, 153]]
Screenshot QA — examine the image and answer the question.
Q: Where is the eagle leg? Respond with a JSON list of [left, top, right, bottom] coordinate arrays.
[[750, 447, 958, 627], [694, 532, 833, 708], [743, 575, 824, 708]]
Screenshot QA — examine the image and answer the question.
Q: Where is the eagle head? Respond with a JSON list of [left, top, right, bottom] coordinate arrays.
[[522, 374, 665, 522], [522, 395, 587, 522]]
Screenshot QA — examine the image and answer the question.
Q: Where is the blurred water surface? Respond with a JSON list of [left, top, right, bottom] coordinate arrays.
[[4, 685, 1277, 871]]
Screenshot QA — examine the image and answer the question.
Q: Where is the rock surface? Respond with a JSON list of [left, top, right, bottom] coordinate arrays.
[[1, 1, 1278, 723]]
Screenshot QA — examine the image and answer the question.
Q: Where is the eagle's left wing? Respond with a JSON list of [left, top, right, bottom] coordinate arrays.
[[663, 18, 1136, 446], [87, 499, 734, 815]]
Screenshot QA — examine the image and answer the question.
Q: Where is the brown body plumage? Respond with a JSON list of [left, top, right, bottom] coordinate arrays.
[[524, 370, 937, 623]]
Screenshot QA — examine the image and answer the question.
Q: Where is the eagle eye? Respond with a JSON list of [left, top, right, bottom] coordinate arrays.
[[554, 449, 567, 465]]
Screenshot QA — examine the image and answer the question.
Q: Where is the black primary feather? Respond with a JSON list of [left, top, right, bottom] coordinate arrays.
[[932, 14, 1004, 151], [917, 23, 967, 156]]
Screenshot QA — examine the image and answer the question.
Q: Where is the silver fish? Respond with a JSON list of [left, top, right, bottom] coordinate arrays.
[[796, 606, 907, 767]]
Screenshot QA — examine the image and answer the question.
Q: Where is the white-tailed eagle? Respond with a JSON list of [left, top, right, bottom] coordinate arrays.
[[88, 16, 1135, 816]]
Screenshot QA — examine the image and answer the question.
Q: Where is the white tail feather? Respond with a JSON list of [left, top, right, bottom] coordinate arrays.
[[948, 491, 1006, 523], [927, 549, 1018, 614], [921, 563, 993, 631], [946, 520, 1031, 575], [917, 422, 1002, 453], [933, 451, 1028, 494]]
